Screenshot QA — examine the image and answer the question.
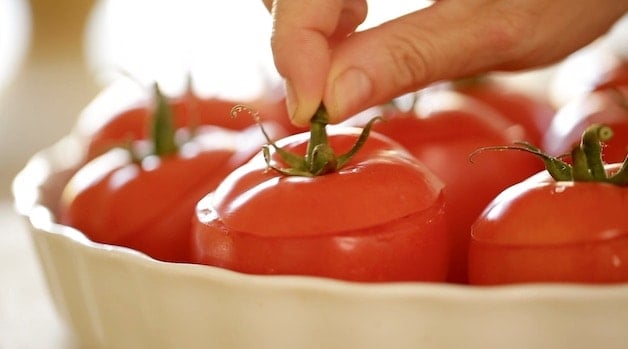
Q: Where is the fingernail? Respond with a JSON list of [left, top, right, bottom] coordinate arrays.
[[328, 68, 372, 119], [284, 79, 298, 121]]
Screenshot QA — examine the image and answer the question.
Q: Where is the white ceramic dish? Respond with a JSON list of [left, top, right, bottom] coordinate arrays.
[[13, 136, 628, 349]]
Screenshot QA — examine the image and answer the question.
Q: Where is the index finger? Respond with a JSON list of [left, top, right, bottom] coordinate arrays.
[[268, 0, 366, 126]]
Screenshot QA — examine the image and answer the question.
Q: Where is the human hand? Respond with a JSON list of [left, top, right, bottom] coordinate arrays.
[[263, 0, 628, 126]]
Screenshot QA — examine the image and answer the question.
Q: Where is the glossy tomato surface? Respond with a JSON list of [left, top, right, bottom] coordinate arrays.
[[469, 169, 628, 285], [543, 87, 628, 163], [59, 124, 275, 262], [450, 77, 555, 145], [192, 128, 450, 282], [371, 90, 543, 283], [78, 83, 300, 160]]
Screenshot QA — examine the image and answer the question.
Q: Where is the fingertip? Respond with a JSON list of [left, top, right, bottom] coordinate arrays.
[[281, 79, 320, 127], [283, 79, 298, 121], [290, 99, 322, 127]]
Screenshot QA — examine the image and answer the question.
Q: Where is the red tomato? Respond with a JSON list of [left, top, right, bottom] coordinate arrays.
[[192, 111, 449, 282], [469, 125, 628, 285], [543, 87, 628, 163], [77, 81, 301, 160], [59, 86, 282, 262], [369, 90, 543, 283], [469, 167, 628, 285], [447, 76, 556, 145]]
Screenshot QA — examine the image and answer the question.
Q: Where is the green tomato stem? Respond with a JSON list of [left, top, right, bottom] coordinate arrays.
[[570, 146, 594, 181], [470, 124, 628, 186], [151, 83, 178, 156], [608, 158, 628, 184], [232, 103, 380, 177], [581, 125, 613, 180]]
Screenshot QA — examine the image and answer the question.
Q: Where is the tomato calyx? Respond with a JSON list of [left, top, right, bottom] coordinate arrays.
[[471, 124, 628, 185], [150, 83, 179, 156], [119, 83, 187, 163], [232, 104, 381, 177]]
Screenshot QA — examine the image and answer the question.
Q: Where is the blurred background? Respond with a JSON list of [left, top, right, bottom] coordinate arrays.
[[0, 0, 96, 198]]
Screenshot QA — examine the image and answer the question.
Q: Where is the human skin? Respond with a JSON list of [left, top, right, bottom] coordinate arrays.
[[262, 0, 628, 126]]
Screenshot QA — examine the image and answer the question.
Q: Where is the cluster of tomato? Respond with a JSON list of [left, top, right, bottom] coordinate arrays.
[[57, 46, 628, 286]]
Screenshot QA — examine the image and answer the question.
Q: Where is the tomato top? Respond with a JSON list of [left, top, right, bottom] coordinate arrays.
[[201, 104, 443, 236], [468, 167, 628, 285], [469, 123, 628, 285], [204, 127, 444, 237], [472, 174, 628, 246], [474, 124, 628, 245], [79, 80, 297, 161], [449, 76, 555, 144], [192, 106, 449, 281]]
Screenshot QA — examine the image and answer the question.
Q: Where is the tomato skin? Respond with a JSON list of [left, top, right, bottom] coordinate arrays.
[[215, 131, 443, 236], [59, 125, 274, 262], [450, 78, 556, 145], [194, 192, 448, 282], [80, 87, 301, 160], [371, 91, 543, 283], [84, 98, 240, 159], [192, 128, 450, 282], [543, 87, 628, 163], [468, 170, 628, 285]]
